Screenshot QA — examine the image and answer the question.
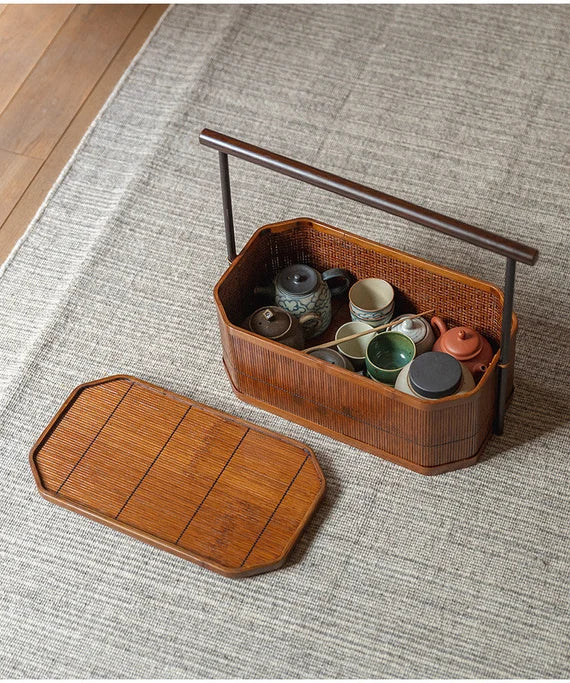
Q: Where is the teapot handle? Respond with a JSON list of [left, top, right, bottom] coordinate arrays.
[[322, 268, 351, 297], [253, 282, 275, 300], [431, 316, 448, 337], [299, 311, 320, 326]]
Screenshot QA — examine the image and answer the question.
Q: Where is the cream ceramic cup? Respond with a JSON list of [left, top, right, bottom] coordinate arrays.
[[348, 279, 394, 324], [335, 321, 375, 370], [350, 301, 394, 327]]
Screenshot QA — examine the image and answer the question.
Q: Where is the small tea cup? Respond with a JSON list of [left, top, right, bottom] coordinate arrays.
[[308, 348, 355, 371], [350, 300, 394, 327], [335, 321, 375, 370], [365, 331, 416, 385], [349, 279, 395, 326]]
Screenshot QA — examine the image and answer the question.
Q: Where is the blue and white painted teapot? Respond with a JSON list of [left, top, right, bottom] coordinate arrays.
[[255, 264, 351, 338]]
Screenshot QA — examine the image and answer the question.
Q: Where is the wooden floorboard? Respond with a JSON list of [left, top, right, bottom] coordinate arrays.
[[0, 4, 146, 160], [0, 149, 42, 227], [0, 4, 166, 265], [0, 4, 75, 117]]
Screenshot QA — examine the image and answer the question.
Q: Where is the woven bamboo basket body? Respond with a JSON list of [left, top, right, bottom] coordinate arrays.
[[215, 217, 517, 475], [201, 129, 537, 476]]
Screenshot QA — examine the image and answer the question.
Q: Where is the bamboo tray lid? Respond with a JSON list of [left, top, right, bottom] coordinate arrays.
[[29, 375, 325, 577]]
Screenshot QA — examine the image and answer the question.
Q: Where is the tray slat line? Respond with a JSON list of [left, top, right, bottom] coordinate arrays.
[[240, 453, 310, 568], [174, 427, 250, 545], [115, 405, 192, 520], [56, 380, 134, 494]]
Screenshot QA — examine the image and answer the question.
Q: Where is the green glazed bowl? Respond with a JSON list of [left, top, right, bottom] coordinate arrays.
[[365, 331, 416, 385]]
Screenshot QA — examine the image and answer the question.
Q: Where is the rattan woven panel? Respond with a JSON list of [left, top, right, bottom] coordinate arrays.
[[222, 219, 505, 345], [30, 376, 325, 577]]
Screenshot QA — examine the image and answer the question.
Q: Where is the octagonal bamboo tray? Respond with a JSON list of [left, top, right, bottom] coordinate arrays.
[[29, 375, 325, 577]]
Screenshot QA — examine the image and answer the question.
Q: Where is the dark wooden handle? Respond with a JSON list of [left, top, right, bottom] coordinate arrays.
[[199, 128, 538, 266]]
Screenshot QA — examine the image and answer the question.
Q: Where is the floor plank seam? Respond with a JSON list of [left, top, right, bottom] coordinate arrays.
[[0, 5, 170, 274], [0, 5, 77, 124]]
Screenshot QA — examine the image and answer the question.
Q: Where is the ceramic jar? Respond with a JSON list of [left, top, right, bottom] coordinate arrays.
[[395, 351, 476, 398], [256, 264, 351, 339], [243, 306, 316, 350], [431, 316, 493, 381], [390, 314, 435, 355]]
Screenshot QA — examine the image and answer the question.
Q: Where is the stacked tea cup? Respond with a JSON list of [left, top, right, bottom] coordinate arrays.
[[348, 279, 394, 326]]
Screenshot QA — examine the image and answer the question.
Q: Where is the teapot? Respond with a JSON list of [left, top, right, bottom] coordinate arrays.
[[390, 313, 435, 355], [254, 264, 351, 339], [431, 316, 493, 381], [243, 306, 318, 350]]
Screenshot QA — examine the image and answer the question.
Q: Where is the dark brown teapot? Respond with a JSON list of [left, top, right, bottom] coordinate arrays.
[[243, 306, 318, 350]]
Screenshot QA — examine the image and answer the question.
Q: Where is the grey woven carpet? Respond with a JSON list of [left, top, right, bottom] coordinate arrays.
[[1, 5, 568, 678]]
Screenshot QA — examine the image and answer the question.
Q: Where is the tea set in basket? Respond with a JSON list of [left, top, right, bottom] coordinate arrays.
[[201, 129, 539, 476], [244, 263, 490, 396]]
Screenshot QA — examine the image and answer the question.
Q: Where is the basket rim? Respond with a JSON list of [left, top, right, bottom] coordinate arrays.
[[215, 215, 512, 302]]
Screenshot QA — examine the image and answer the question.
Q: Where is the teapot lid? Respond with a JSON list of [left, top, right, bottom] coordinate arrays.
[[248, 307, 292, 339], [392, 314, 429, 343], [409, 352, 463, 399], [440, 326, 482, 360], [276, 264, 318, 296]]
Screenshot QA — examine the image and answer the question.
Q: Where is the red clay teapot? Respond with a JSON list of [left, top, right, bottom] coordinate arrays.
[[431, 316, 493, 381]]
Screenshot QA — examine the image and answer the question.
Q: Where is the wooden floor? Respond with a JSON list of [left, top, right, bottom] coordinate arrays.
[[0, 4, 167, 265]]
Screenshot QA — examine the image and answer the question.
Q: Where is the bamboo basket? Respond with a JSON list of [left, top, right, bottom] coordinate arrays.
[[200, 130, 538, 475]]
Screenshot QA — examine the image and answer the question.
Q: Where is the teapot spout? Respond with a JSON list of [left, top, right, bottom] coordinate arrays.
[[431, 315, 448, 337], [474, 363, 488, 380]]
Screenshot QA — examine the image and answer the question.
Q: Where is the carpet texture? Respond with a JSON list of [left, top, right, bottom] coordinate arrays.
[[0, 5, 568, 678]]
